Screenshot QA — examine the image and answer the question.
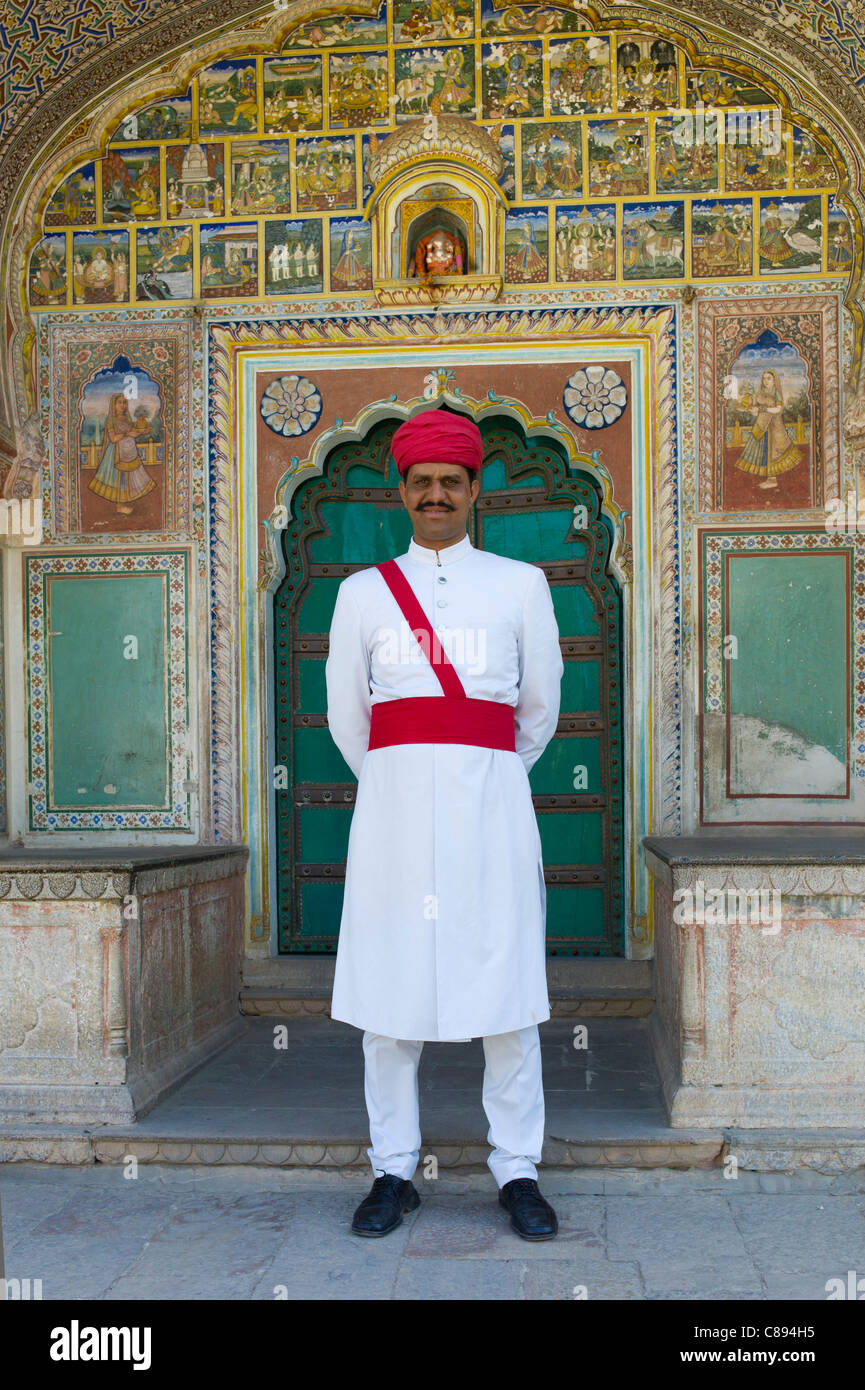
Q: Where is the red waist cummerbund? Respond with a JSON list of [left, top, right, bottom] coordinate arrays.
[[367, 696, 516, 752]]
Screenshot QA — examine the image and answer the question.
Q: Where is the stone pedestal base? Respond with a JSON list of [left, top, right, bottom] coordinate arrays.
[[644, 833, 865, 1129], [0, 848, 248, 1124]]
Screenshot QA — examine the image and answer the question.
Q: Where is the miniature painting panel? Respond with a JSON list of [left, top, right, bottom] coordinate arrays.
[[45, 163, 96, 226], [263, 55, 324, 132], [166, 144, 226, 218], [102, 147, 161, 222], [135, 225, 194, 299], [655, 114, 717, 193], [200, 221, 259, 297], [265, 218, 323, 294], [231, 141, 292, 214], [72, 231, 130, 303], [521, 121, 582, 199], [555, 204, 616, 281], [394, 46, 477, 120], [587, 120, 648, 197], [724, 111, 787, 191], [759, 196, 822, 275], [481, 42, 543, 120], [616, 34, 679, 111], [394, 0, 474, 42], [691, 198, 753, 278], [622, 201, 684, 279], [504, 207, 549, 283], [295, 137, 357, 211], [549, 36, 611, 115], [29, 235, 67, 306], [199, 59, 259, 134], [330, 216, 373, 291]]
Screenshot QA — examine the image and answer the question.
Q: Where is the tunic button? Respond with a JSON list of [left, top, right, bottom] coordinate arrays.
[[438, 576, 447, 583], [436, 599, 447, 608]]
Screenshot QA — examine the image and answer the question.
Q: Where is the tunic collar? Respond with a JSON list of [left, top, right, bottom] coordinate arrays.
[[407, 532, 473, 566]]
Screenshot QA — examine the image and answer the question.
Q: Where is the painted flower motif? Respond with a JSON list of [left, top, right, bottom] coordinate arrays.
[[260, 375, 322, 437], [563, 365, 628, 429]]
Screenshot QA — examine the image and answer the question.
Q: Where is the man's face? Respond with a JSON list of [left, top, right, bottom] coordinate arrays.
[[424, 231, 456, 275], [399, 459, 479, 545]]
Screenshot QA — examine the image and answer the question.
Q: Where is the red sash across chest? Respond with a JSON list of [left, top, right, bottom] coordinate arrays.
[[366, 558, 516, 753]]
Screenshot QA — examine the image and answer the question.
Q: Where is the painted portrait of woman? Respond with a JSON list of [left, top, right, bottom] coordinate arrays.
[[735, 368, 801, 490], [88, 392, 155, 514]]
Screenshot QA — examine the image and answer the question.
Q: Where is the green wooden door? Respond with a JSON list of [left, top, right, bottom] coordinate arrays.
[[274, 415, 624, 955]]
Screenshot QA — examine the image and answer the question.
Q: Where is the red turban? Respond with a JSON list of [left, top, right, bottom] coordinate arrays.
[[390, 411, 483, 477]]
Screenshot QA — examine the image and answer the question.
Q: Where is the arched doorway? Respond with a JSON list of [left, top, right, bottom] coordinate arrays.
[[273, 412, 624, 956]]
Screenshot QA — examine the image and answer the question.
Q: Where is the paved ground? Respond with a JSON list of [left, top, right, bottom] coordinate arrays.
[[2, 1162, 865, 1301]]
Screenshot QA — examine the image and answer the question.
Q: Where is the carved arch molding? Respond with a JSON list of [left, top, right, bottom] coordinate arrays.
[[2, 0, 865, 441]]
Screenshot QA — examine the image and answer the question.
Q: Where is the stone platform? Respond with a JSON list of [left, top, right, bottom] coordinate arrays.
[[3, 1015, 863, 1174]]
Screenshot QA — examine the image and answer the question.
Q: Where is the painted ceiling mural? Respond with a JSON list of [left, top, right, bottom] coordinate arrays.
[[23, 4, 855, 312]]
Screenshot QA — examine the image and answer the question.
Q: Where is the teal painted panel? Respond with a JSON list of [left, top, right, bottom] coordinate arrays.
[[296, 577, 342, 633], [344, 462, 393, 487], [728, 553, 848, 760], [48, 574, 168, 807], [545, 887, 607, 950], [311, 501, 412, 562], [299, 805, 353, 861], [299, 882, 345, 944], [561, 659, 600, 711], [297, 657, 327, 712], [294, 726, 355, 782], [538, 811, 603, 863], [529, 735, 601, 795], [480, 508, 584, 561], [551, 584, 599, 636]]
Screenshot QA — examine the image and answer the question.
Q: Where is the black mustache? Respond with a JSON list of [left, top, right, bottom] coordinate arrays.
[[419, 504, 453, 510]]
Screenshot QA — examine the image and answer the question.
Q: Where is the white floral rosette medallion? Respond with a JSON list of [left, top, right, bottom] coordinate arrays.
[[563, 366, 628, 429]]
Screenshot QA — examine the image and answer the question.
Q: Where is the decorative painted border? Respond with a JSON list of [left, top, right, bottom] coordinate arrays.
[[0, 562, 5, 834], [700, 527, 865, 817], [696, 293, 842, 514], [46, 318, 192, 541], [25, 550, 192, 829]]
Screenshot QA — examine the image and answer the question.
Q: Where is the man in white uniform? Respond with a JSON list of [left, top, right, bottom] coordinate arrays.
[[325, 408, 564, 1239]]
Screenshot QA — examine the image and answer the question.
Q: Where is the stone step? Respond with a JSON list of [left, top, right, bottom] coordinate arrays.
[[241, 957, 655, 1018]]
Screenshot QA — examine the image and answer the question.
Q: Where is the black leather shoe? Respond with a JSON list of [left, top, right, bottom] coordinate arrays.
[[351, 1174, 420, 1237], [498, 1178, 558, 1240]]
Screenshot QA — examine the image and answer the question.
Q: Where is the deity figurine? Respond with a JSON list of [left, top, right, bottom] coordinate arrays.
[[412, 227, 466, 278]]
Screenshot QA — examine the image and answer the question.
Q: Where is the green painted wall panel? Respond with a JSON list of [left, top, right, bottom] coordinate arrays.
[[48, 574, 168, 807], [728, 553, 848, 759]]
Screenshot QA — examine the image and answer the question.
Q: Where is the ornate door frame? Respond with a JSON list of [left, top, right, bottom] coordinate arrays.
[[208, 303, 680, 959]]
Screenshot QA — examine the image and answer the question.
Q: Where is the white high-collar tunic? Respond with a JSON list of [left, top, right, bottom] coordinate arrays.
[[324, 532, 564, 1041]]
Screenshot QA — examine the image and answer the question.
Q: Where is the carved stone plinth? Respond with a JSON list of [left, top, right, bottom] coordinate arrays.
[[644, 834, 865, 1128], [0, 848, 248, 1124]]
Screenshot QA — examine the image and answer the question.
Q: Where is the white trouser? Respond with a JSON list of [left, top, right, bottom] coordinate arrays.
[[361, 1026, 545, 1188]]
